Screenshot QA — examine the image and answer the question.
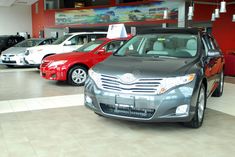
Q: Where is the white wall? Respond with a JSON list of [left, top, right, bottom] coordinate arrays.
[[0, 5, 32, 36]]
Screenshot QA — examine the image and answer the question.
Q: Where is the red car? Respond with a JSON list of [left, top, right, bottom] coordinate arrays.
[[40, 36, 132, 85]]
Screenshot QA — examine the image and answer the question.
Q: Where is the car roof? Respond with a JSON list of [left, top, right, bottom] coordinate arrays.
[[0, 35, 24, 38], [138, 28, 203, 35], [69, 32, 107, 35], [97, 35, 133, 41]]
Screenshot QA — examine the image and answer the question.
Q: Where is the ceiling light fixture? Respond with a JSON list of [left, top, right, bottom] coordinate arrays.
[[220, 0, 226, 13], [232, 14, 235, 22], [163, 9, 168, 19], [215, 8, 220, 18], [211, 13, 216, 21], [188, 0, 194, 20]]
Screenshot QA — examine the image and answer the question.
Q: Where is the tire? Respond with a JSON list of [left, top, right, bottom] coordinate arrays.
[[212, 70, 224, 97], [184, 84, 206, 128], [67, 65, 88, 86]]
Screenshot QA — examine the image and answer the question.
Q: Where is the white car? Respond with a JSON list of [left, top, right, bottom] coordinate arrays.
[[0, 38, 55, 67], [24, 32, 107, 66]]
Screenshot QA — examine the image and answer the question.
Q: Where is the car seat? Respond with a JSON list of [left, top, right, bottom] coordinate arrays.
[[147, 41, 168, 55], [181, 39, 197, 56], [186, 39, 197, 55]]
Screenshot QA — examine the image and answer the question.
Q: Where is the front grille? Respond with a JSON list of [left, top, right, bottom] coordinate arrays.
[[100, 103, 155, 119], [3, 54, 15, 58], [2, 60, 16, 63], [100, 74, 162, 94]]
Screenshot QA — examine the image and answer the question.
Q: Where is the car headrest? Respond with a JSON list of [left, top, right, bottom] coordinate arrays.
[[186, 39, 197, 50], [153, 41, 164, 51]]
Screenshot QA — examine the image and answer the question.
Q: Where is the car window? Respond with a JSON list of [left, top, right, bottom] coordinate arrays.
[[103, 40, 126, 53], [202, 37, 209, 55], [69, 35, 88, 45], [115, 34, 198, 58], [75, 40, 103, 52], [7, 38, 16, 46], [39, 39, 54, 45], [52, 35, 72, 45], [14, 39, 43, 47]]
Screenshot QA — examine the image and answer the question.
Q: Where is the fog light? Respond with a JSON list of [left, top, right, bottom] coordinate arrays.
[[85, 95, 92, 104], [176, 104, 188, 115]]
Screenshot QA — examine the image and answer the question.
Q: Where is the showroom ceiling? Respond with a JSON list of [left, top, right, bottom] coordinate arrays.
[[0, 0, 38, 7]]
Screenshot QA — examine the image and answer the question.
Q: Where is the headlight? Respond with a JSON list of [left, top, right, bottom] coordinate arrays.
[[158, 74, 195, 94], [48, 60, 67, 67], [88, 68, 102, 88]]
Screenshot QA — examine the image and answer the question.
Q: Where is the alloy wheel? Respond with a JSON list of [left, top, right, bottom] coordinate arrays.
[[198, 87, 205, 123], [71, 68, 87, 84]]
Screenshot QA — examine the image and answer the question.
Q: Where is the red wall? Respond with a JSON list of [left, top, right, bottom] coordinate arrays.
[[212, 4, 235, 54], [193, 3, 235, 53]]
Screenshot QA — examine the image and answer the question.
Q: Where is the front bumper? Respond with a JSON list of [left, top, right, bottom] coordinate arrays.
[[84, 77, 199, 122], [40, 65, 67, 81], [1, 55, 28, 66]]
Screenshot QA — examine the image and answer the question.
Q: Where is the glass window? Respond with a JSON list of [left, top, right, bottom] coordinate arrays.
[[14, 39, 43, 47], [69, 35, 88, 45], [52, 35, 72, 45], [104, 40, 126, 53], [75, 40, 103, 52], [115, 34, 198, 58]]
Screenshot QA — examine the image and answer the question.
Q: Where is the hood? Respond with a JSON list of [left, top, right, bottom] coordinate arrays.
[[1, 47, 27, 55], [93, 56, 198, 78], [44, 51, 87, 61]]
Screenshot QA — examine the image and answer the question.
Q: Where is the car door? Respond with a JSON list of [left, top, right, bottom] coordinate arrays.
[[203, 34, 222, 95]]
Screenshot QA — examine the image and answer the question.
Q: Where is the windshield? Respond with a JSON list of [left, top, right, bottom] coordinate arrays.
[[52, 35, 72, 45], [14, 39, 43, 47], [0, 37, 7, 44], [75, 40, 103, 52], [115, 34, 198, 58]]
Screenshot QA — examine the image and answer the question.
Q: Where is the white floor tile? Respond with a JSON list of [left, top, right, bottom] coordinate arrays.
[[0, 101, 12, 113], [0, 94, 84, 114]]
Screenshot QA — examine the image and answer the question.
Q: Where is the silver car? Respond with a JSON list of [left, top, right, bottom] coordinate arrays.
[[0, 38, 55, 67], [84, 28, 224, 128]]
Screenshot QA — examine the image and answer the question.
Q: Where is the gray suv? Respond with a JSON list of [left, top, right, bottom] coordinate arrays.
[[85, 28, 224, 128]]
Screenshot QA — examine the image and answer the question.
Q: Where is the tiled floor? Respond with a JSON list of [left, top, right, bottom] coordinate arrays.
[[0, 65, 235, 157]]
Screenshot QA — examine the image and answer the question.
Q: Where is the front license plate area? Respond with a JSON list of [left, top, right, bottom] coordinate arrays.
[[116, 95, 134, 107]]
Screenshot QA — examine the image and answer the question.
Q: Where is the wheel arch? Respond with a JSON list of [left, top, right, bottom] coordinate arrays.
[[66, 63, 89, 80], [42, 53, 56, 60]]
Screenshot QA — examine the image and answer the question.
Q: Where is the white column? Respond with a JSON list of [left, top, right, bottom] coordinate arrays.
[[178, 1, 186, 28]]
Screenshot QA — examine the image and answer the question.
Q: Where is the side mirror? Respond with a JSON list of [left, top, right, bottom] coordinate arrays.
[[208, 50, 221, 57], [96, 48, 105, 54], [64, 41, 72, 46]]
